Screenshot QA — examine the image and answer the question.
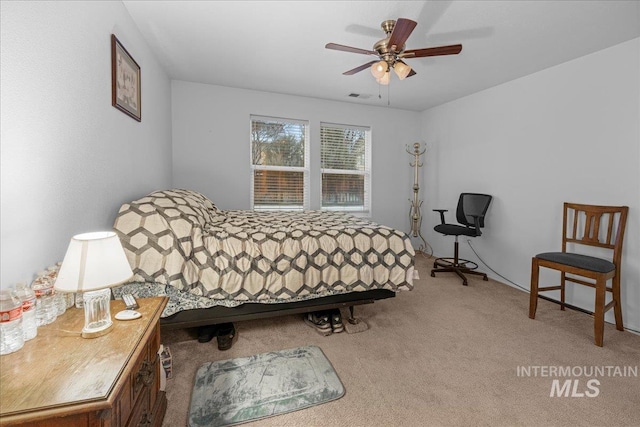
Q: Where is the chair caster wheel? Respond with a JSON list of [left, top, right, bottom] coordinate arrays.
[[430, 271, 435, 277], [483, 276, 488, 281], [463, 281, 468, 286]]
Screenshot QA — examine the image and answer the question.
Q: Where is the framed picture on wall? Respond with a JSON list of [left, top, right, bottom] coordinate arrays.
[[111, 34, 141, 121]]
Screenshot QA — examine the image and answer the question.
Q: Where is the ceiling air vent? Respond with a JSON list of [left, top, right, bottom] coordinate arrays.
[[347, 93, 371, 99]]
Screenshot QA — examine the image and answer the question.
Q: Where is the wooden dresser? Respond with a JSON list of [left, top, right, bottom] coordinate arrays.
[[0, 296, 168, 427]]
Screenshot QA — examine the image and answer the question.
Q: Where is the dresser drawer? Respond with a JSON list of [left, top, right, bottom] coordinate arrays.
[[126, 388, 149, 427], [130, 345, 147, 404], [128, 323, 161, 426]]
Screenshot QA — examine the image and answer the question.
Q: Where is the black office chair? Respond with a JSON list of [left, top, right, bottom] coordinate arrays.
[[431, 193, 493, 286]]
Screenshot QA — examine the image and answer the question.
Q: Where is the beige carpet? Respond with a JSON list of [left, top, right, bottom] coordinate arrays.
[[160, 255, 640, 426]]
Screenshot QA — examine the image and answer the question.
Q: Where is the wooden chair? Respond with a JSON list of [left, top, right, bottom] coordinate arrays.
[[529, 203, 629, 346]]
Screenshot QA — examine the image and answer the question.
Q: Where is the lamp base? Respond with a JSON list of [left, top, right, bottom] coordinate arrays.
[[81, 322, 113, 339], [81, 288, 113, 339]]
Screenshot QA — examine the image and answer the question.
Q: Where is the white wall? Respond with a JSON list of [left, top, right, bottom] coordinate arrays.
[[421, 38, 640, 332], [0, 1, 173, 285], [171, 81, 422, 232], [3, 3, 636, 334]]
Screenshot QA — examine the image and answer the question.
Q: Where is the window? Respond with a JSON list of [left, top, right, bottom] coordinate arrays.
[[250, 116, 309, 211], [320, 123, 371, 213]]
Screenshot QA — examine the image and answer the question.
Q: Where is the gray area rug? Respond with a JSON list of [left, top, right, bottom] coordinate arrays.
[[188, 345, 344, 427]]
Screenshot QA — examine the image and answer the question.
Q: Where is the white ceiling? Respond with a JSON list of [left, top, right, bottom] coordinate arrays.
[[123, 1, 640, 112]]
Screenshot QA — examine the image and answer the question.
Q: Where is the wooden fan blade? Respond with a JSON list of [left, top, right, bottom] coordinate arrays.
[[401, 44, 462, 58], [388, 18, 417, 51], [343, 61, 378, 75], [325, 43, 376, 56]]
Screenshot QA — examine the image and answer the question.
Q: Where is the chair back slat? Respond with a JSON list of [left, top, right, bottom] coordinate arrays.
[[563, 203, 629, 267], [584, 211, 600, 245], [606, 212, 615, 246]]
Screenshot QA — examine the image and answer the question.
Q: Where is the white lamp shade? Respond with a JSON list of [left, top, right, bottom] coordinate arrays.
[[54, 231, 133, 293], [370, 60, 388, 79], [394, 61, 412, 80]]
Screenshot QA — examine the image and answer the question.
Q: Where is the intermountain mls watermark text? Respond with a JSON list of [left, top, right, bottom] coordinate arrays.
[[517, 365, 638, 397]]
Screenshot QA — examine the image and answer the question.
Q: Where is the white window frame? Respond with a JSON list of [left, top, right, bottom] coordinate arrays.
[[250, 115, 310, 211], [320, 122, 372, 214]]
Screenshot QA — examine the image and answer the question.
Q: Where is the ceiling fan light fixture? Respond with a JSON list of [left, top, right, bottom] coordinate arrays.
[[326, 17, 462, 83], [370, 60, 388, 79], [394, 61, 412, 80], [377, 71, 390, 85]]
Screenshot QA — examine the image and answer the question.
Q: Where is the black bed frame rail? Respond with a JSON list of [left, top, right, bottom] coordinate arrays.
[[160, 289, 395, 330]]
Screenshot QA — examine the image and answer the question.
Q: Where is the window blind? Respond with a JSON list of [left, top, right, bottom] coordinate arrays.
[[320, 123, 371, 212], [250, 116, 309, 211]]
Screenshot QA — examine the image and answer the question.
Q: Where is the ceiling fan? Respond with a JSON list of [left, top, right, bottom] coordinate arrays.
[[325, 18, 462, 84]]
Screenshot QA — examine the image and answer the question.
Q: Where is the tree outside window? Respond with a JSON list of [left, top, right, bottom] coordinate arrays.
[[251, 117, 309, 210], [321, 123, 371, 212]]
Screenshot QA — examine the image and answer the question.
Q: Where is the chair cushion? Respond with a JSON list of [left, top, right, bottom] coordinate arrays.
[[434, 224, 479, 237], [535, 252, 615, 273]]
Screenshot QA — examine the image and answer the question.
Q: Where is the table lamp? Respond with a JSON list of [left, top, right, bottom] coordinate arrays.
[[54, 231, 133, 338]]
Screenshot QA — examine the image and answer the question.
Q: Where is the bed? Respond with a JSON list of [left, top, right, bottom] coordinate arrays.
[[112, 189, 415, 329]]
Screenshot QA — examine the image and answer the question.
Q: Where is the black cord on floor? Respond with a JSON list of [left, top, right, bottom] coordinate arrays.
[[466, 239, 528, 292], [466, 239, 640, 336]]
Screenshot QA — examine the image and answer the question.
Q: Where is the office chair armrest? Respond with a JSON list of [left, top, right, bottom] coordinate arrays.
[[469, 214, 483, 236], [433, 209, 448, 224]]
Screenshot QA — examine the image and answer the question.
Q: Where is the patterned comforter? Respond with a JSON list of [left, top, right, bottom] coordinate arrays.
[[113, 190, 415, 308]]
